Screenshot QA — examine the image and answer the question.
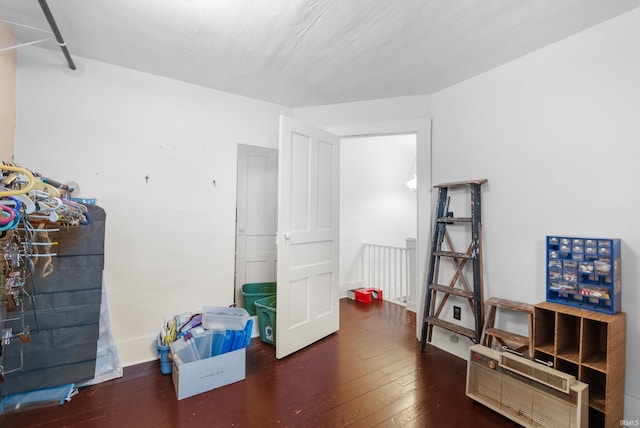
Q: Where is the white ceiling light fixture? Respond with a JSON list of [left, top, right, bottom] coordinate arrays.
[[406, 174, 417, 192]]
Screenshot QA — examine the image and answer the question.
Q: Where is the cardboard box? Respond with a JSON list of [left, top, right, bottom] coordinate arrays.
[[171, 347, 246, 400]]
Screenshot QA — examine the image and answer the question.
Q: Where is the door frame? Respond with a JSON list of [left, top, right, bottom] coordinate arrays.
[[234, 144, 278, 307], [233, 119, 432, 343], [325, 119, 432, 341]]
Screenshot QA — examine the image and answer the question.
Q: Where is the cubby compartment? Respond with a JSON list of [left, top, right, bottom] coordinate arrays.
[[533, 349, 554, 367], [555, 313, 580, 363], [581, 366, 607, 412], [533, 307, 555, 354], [589, 408, 606, 428], [581, 318, 608, 371], [555, 357, 579, 378]]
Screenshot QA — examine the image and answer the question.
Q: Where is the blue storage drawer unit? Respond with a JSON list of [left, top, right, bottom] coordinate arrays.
[[546, 236, 621, 314]]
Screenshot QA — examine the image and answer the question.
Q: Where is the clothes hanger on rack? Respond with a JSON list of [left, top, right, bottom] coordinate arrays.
[[0, 165, 36, 197]]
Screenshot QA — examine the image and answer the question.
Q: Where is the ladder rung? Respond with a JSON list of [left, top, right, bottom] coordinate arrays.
[[433, 250, 473, 259], [484, 328, 530, 345], [485, 297, 534, 314], [434, 179, 488, 189], [436, 217, 472, 223], [428, 284, 474, 299], [425, 317, 476, 339]]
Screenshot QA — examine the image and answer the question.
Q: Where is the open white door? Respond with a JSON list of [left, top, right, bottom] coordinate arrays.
[[276, 115, 340, 359]]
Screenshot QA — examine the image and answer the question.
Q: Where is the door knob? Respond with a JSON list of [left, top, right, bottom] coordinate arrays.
[[284, 233, 292, 241]]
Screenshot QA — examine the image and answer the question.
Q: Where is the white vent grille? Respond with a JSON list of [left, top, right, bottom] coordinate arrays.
[[467, 345, 588, 428], [500, 352, 574, 393]]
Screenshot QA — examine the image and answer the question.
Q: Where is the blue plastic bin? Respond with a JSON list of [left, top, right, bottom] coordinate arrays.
[[156, 337, 172, 374]]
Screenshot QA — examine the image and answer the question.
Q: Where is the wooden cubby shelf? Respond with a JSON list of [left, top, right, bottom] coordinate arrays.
[[555, 358, 579, 378], [534, 301, 626, 428]]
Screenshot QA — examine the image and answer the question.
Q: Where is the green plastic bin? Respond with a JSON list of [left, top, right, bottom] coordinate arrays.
[[241, 282, 276, 316], [254, 295, 277, 346]]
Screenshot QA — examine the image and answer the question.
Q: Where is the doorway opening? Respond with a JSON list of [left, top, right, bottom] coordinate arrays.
[[233, 144, 278, 308], [234, 133, 417, 311], [339, 134, 418, 310], [234, 116, 431, 348]]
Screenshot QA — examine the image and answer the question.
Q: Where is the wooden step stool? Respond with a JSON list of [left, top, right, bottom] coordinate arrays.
[[481, 297, 534, 358]]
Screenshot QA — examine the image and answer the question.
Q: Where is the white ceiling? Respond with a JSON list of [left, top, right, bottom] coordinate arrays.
[[2, 0, 639, 107]]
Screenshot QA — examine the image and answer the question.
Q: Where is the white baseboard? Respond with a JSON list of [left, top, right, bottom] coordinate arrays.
[[341, 281, 363, 298]]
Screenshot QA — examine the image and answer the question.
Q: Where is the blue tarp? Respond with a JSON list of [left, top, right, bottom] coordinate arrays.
[[0, 383, 76, 415]]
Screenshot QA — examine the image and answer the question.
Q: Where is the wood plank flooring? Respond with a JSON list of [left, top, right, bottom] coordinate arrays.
[[0, 299, 518, 427]]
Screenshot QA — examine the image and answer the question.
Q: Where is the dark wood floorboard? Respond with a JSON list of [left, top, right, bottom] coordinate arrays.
[[0, 299, 518, 427]]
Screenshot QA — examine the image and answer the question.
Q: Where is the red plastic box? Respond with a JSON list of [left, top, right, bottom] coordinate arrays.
[[353, 288, 383, 303]]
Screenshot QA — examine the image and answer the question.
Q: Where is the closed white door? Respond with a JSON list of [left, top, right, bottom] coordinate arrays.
[[235, 144, 278, 306], [276, 115, 340, 359]]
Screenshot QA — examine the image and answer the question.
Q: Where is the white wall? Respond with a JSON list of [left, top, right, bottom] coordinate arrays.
[[294, 95, 430, 129], [14, 46, 291, 365], [340, 134, 417, 291], [429, 7, 640, 415]]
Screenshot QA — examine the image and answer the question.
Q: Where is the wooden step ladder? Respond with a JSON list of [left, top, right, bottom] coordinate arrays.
[[480, 297, 534, 358], [420, 179, 487, 351]]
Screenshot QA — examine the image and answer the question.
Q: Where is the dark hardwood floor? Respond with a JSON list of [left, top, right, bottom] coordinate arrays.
[[0, 299, 517, 427]]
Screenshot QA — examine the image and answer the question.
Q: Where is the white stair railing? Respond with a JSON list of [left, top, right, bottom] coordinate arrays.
[[361, 242, 414, 307]]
